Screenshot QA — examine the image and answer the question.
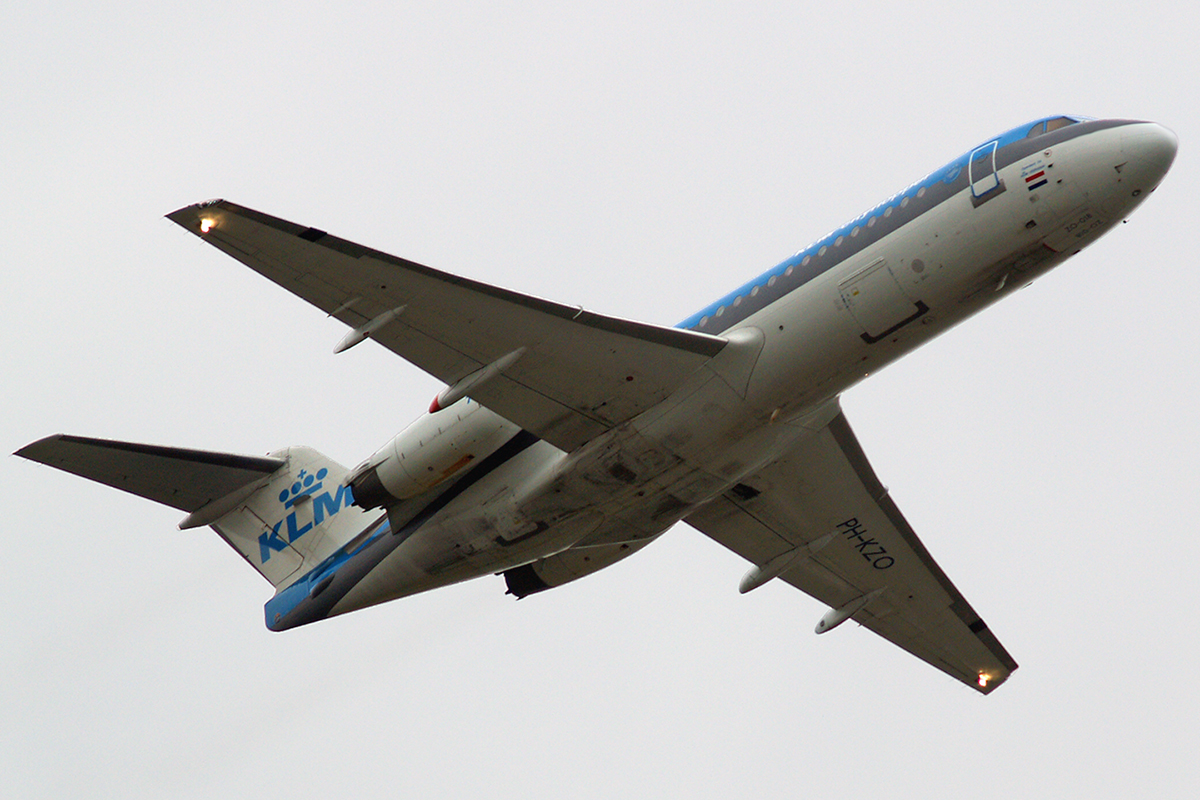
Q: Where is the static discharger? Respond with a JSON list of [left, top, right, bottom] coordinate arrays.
[[738, 533, 834, 594], [429, 348, 526, 413], [815, 588, 885, 634], [333, 306, 406, 354]]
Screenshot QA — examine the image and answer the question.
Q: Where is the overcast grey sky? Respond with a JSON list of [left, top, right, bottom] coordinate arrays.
[[5, 2, 1198, 798]]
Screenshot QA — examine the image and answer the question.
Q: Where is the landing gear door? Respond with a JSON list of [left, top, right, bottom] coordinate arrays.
[[969, 140, 1006, 206]]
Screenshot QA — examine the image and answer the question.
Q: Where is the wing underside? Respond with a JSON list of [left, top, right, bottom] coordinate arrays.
[[685, 409, 1017, 693], [167, 201, 726, 452]]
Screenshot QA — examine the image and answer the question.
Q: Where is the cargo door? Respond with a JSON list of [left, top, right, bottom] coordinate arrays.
[[839, 258, 929, 344]]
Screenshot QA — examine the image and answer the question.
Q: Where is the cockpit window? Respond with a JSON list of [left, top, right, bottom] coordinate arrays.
[[1026, 116, 1080, 138], [1045, 116, 1076, 133]]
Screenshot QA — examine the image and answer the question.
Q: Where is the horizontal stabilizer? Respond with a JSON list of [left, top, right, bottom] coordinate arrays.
[[15, 435, 284, 513], [17, 435, 381, 589]]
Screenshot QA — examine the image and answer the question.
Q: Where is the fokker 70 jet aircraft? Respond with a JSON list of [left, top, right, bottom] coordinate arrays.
[[18, 116, 1176, 693]]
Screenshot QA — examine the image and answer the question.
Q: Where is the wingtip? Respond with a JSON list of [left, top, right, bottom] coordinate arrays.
[[16, 434, 101, 465], [974, 664, 1016, 695], [164, 199, 226, 229], [14, 434, 65, 461]]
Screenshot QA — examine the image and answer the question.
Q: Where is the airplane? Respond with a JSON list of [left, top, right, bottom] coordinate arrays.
[[16, 116, 1176, 694]]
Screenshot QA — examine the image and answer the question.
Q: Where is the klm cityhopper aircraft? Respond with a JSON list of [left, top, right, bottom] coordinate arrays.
[[18, 116, 1176, 693]]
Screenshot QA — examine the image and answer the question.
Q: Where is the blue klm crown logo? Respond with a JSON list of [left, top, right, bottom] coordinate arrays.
[[259, 466, 355, 563], [279, 468, 328, 509]]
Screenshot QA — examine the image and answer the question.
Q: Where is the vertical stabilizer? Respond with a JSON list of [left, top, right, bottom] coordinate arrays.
[[209, 446, 378, 587]]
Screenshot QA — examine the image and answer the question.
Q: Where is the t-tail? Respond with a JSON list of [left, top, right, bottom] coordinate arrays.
[[15, 435, 381, 594]]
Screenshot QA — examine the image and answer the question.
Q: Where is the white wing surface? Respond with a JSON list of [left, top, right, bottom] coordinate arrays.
[[685, 409, 1017, 693], [167, 201, 726, 452]]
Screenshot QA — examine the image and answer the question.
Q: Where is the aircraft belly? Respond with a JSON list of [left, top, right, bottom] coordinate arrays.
[[324, 426, 701, 613]]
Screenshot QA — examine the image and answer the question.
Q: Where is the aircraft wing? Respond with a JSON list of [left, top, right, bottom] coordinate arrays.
[[167, 201, 726, 452], [684, 408, 1017, 693]]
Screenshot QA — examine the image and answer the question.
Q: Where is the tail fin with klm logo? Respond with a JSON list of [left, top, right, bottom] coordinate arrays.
[[15, 435, 380, 588]]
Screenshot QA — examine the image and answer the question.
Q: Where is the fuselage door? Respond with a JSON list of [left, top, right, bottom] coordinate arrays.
[[968, 140, 1006, 206], [839, 258, 929, 344]]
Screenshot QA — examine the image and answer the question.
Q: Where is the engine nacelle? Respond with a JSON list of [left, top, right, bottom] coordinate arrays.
[[347, 399, 519, 509], [503, 537, 658, 598]]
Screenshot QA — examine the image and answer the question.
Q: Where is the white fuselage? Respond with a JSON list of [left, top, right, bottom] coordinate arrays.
[[324, 120, 1175, 620]]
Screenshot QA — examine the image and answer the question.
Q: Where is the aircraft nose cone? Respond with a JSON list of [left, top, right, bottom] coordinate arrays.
[[1121, 122, 1178, 192]]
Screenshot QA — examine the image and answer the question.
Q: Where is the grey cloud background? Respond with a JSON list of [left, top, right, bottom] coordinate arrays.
[[4, 3, 1197, 798]]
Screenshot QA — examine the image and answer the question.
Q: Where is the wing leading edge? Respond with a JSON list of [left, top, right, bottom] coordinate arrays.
[[167, 201, 727, 452], [685, 408, 1017, 693]]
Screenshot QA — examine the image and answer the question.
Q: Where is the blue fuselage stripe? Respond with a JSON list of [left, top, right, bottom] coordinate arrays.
[[676, 117, 1126, 335]]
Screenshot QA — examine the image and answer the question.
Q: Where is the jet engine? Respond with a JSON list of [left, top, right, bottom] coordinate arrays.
[[347, 399, 519, 509]]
